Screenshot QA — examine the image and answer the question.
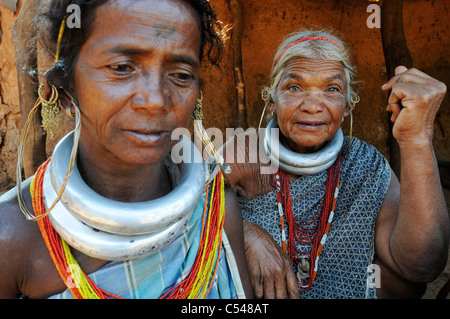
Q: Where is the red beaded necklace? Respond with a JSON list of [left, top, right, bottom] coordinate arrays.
[[273, 152, 342, 292], [32, 158, 226, 299]]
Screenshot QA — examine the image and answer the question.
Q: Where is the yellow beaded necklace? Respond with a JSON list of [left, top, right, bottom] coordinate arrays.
[[32, 158, 226, 299]]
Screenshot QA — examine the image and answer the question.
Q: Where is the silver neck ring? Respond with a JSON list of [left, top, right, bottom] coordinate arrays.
[[263, 119, 343, 175], [43, 132, 205, 261]]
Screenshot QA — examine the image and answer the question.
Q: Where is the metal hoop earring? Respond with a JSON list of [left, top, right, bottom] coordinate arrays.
[[257, 88, 271, 143], [16, 85, 81, 221], [345, 93, 359, 154], [346, 110, 353, 155], [191, 91, 230, 185]]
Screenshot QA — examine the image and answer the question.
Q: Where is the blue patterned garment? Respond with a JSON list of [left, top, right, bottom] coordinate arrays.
[[240, 137, 391, 299], [49, 192, 245, 299]]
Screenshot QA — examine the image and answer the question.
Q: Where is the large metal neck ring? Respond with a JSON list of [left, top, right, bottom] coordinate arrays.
[[43, 131, 206, 261], [264, 119, 343, 175]]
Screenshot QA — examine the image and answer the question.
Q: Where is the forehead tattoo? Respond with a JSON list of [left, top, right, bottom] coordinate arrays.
[[153, 23, 176, 39]]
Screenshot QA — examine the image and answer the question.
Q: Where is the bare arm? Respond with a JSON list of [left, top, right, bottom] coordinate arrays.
[[0, 187, 30, 298], [223, 187, 254, 298], [376, 66, 449, 283], [0, 182, 66, 299], [221, 132, 298, 299]]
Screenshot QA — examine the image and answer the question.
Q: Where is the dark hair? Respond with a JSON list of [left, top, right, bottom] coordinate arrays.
[[39, 0, 224, 88]]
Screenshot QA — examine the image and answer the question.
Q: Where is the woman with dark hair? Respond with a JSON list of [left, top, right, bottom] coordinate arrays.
[[0, 0, 252, 299]]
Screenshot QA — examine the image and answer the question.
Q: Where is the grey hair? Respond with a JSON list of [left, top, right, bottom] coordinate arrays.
[[263, 29, 357, 108]]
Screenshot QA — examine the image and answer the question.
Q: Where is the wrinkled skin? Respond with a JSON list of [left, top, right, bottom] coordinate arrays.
[[243, 220, 299, 299], [274, 58, 349, 153], [0, 0, 252, 299], [221, 60, 449, 299]]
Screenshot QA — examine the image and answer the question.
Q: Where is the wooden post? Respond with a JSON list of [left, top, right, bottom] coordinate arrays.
[[380, 0, 413, 179], [229, 0, 248, 129], [12, 0, 46, 178]]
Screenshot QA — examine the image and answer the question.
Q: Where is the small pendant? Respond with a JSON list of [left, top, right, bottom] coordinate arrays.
[[296, 258, 310, 282]]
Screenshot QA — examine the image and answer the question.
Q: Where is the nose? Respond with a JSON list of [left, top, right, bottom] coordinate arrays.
[[131, 71, 169, 114], [299, 92, 324, 114]]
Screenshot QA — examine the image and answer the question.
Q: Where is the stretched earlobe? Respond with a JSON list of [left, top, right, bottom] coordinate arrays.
[[39, 83, 61, 139], [40, 78, 78, 133]]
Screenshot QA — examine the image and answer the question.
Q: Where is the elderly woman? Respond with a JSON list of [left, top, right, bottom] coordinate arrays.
[[0, 0, 252, 299], [222, 30, 449, 299]]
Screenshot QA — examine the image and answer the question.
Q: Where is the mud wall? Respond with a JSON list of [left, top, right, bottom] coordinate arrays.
[[204, 0, 449, 158], [0, 3, 21, 189], [0, 0, 449, 189]]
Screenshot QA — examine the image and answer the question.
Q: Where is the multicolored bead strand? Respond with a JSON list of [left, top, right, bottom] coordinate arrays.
[[32, 158, 226, 299], [273, 152, 342, 292]]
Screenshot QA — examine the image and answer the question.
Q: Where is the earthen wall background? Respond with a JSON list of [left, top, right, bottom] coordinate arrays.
[[0, 0, 449, 188], [0, 0, 449, 299]]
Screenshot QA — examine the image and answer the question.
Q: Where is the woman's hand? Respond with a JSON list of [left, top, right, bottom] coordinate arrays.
[[243, 221, 299, 299], [382, 66, 447, 147]]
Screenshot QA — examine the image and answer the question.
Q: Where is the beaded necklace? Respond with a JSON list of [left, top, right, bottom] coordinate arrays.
[[272, 152, 342, 292], [31, 158, 226, 299]]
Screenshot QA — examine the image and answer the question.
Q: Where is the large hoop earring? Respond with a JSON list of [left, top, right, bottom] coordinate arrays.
[[17, 85, 81, 221], [346, 93, 359, 154], [191, 91, 230, 185], [257, 88, 271, 143], [346, 110, 353, 155]]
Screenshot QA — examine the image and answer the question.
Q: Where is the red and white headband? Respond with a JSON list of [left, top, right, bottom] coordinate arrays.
[[272, 36, 348, 71]]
